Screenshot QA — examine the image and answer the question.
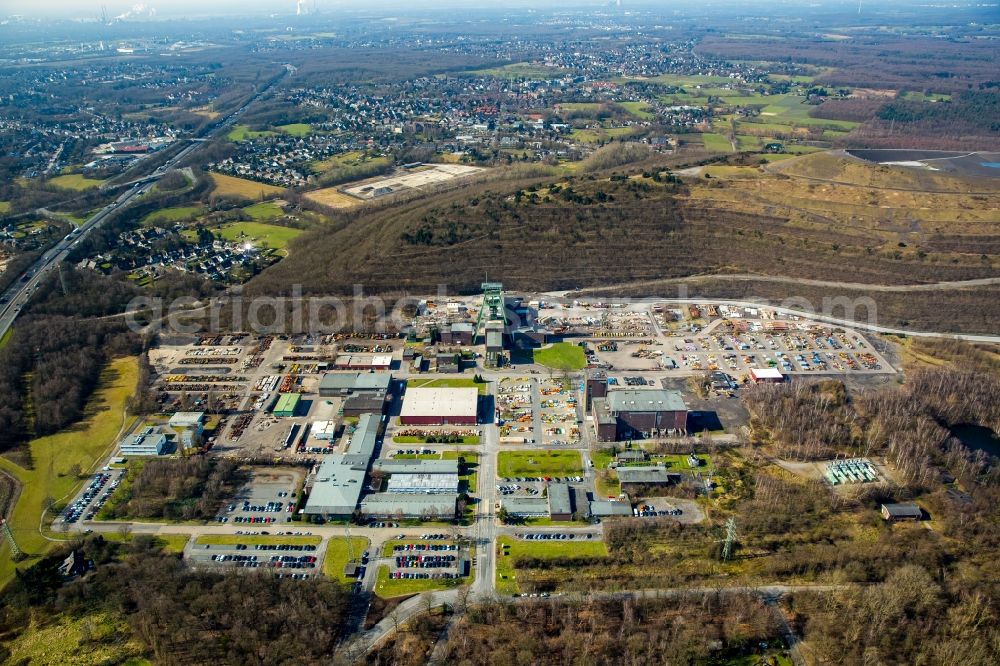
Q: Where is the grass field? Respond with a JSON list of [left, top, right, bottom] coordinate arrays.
[[216, 222, 301, 250], [322, 536, 370, 581], [701, 133, 734, 153], [618, 101, 655, 120], [226, 124, 277, 141], [101, 532, 190, 553], [374, 564, 469, 598], [209, 172, 283, 199], [0, 201, 10, 213], [0, 357, 138, 589], [141, 205, 202, 226], [497, 450, 583, 478], [570, 127, 635, 144], [48, 173, 105, 190], [496, 536, 608, 594], [530, 342, 586, 370], [277, 123, 312, 137], [406, 377, 488, 394], [3, 610, 149, 665], [243, 201, 284, 221]]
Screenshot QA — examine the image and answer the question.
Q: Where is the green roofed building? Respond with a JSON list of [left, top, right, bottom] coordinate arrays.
[[274, 393, 301, 417]]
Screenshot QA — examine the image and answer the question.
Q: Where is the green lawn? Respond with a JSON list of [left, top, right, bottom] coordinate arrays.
[[322, 536, 370, 581], [243, 201, 284, 221], [141, 205, 202, 226], [101, 532, 190, 553], [277, 123, 312, 137], [406, 377, 488, 394], [374, 564, 469, 598], [497, 450, 583, 478], [0, 357, 139, 589], [570, 127, 635, 144], [216, 222, 302, 250], [226, 124, 277, 141], [48, 174, 105, 190], [471, 62, 564, 79], [0, 201, 10, 214], [194, 534, 322, 546], [701, 133, 734, 153], [496, 536, 608, 594], [531, 342, 586, 370]]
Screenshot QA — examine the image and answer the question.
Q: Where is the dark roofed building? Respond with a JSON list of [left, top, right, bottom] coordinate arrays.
[[547, 483, 573, 521], [881, 503, 923, 521], [592, 389, 687, 441], [343, 393, 388, 417]]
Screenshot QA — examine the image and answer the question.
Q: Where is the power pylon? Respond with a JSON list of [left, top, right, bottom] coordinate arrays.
[[1, 519, 24, 560], [721, 517, 738, 562]]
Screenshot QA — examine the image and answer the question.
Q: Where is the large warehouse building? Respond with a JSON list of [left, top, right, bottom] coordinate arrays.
[[592, 389, 687, 441], [359, 493, 458, 520], [400, 387, 479, 425]]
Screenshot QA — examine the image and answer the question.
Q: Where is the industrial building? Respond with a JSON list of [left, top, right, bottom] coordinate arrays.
[[825, 458, 878, 485], [346, 413, 380, 458], [273, 393, 301, 417], [588, 500, 633, 519], [547, 483, 574, 521], [501, 496, 550, 518], [359, 493, 458, 520], [318, 371, 392, 398], [311, 420, 337, 441], [373, 459, 460, 475], [439, 322, 475, 346], [303, 455, 369, 518], [617, 466, 680, 493], [333, 355, 392, 371], [167, 411, 204, 450], [400, 387, 479, 425], [343, 394, 389, 417], [386, 473, 460, 494], [303, 413, 382, 519], [119, 427, 170, 456], [592, 389, 688, 441], [749, 367, 785, 384]]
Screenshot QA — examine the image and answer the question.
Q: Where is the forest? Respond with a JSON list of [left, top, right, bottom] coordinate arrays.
[[98, 458, 248, 521], [0, 268, 143, 454], [0, 536, 352, 665]]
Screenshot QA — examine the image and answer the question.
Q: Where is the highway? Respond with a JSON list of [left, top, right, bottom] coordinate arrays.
[[0, 65, 292, 342]]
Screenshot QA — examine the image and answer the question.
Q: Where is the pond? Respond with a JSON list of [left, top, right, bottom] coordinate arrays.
[[950, 424, 1000, 458]]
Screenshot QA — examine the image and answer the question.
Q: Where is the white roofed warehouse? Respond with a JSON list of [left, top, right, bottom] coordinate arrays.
[[400, 387, 479, 425]]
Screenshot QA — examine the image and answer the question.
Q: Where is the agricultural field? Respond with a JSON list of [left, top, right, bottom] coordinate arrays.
[[304, 186, 363, 209], [140, 205, 203, 226], [497, 450, 583, 478], [309, 151, 390, 175], [209, 172, 283, 199], [529, 342, 587, 370], [215, 221, 302, 250], [495, 536, 608, 595], [0, 356, 138, 588], [322, 536, 370, 582], [47, 173, 105, 190], [470, 62, 565, 79]]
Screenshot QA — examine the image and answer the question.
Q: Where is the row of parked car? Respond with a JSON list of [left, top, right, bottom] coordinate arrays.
[[390, 571, 463, 580], [395, 554, 457, 568], [63, 472, 120, 524], [392, 543, 458, 552], [518, 533, 588, 540]]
